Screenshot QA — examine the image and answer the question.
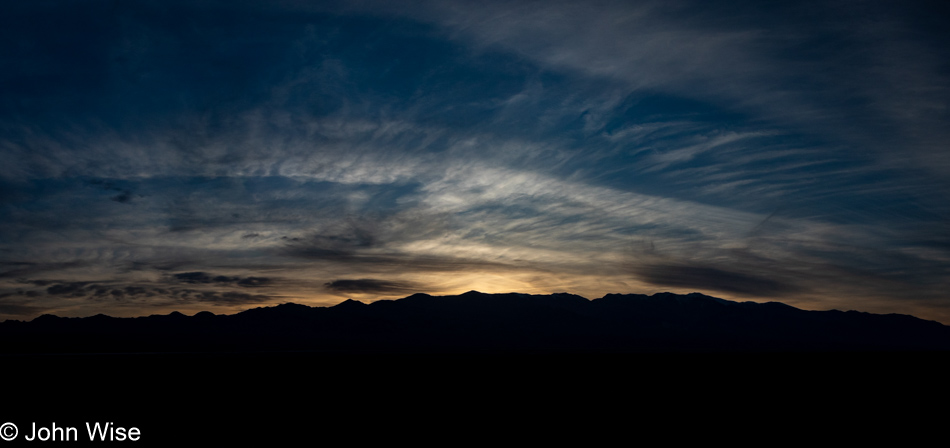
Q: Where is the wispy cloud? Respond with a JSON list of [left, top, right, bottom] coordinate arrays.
[[2, 1, 950, 323], [324, 278, 422, 295]]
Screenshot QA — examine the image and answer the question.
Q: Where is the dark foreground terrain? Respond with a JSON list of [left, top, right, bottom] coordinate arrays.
[[4, 291, 950, 353], [4, 292, 948, 445]]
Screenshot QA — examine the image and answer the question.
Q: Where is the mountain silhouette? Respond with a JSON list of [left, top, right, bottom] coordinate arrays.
[[3, 291, 949, 353]]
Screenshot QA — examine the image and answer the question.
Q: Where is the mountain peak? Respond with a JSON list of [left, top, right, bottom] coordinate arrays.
[[333, 298, 367, 308]]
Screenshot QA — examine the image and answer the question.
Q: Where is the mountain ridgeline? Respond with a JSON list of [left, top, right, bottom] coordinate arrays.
[[4, 291, 949, 353]]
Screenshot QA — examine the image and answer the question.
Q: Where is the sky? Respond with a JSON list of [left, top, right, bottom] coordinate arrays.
[[2, 0, 950, 322]]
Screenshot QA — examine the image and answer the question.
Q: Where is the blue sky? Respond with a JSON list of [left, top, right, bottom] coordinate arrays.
[[3, 0, 950, 322]]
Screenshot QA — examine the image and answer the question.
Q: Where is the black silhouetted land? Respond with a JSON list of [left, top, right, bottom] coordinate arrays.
[[4, 291, 950, 353], [6, 291, 950, 448]]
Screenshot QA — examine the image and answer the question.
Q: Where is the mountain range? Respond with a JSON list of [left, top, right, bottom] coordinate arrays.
[[4, 291, 950, 353]]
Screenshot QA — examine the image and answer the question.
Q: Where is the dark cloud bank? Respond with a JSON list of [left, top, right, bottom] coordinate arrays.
[[324, 278, 421, 294]]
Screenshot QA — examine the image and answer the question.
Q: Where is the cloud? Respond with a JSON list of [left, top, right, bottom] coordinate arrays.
[[169, 272, 274, 288], [324, 278, 422, 295], [633, 263, 802, 298], [188, 291, 272, 305], [86, 179, 136, 204], [46, 282, 94, 296], [172, 272, 219, 284], [1, 0, 950, 323], [0, 302, 50, 318]]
